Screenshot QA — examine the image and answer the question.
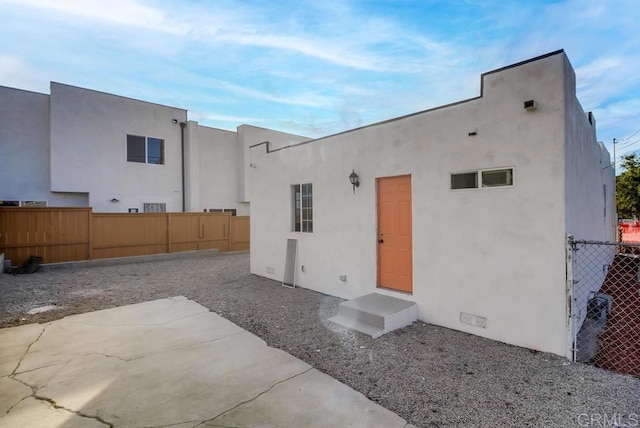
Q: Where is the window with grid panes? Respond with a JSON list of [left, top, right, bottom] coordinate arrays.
[[292, 183, 312, 232]]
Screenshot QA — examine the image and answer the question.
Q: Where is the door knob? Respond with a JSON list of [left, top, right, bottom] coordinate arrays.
[[378, 239, 384, 243]]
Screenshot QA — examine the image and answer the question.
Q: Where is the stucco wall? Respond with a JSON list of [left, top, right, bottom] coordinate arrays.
[[563, 57, 615, 242], [195, 124, 249, 215], [563, 56, 616, 354], [237, 125, 310, 203], [0, 86, 87, 206], [49, 83, 187, 212], [3, 84, 309, 214], [249, 52, 575, 355]]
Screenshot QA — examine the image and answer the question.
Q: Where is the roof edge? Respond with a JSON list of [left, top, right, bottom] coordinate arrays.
[[252, 49, 568, 154], [50, 81, 188, 113]]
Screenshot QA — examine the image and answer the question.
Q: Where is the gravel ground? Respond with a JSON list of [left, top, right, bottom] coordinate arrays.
[[1, 252, 638, 427]]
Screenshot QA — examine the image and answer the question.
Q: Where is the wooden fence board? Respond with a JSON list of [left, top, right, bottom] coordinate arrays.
[[0, 208, 247, 266], [0, 208, 91, 264], [231, 216, 250, 251]]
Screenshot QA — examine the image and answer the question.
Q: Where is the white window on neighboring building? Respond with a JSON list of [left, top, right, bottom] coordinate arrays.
[[292, 183, 312, 232], [127, 135, 164, 165], [143, 203, 166, 213], [0, 200, 47, 207], [451, 167, 514, 190], [206, 208, 237, 216], [21, 201, 47, 207]]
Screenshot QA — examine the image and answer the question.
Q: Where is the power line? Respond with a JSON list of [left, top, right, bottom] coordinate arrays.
[[618, 137, 640, 150], [611, 147, 640, 168], [622, 128, 640, 142]]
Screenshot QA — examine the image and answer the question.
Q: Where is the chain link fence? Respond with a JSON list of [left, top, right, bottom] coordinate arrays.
[[568, 238, 640, 377]]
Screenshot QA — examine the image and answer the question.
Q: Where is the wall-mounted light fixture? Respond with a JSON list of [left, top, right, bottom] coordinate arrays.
[[172, 118, 178, 124], [110, 198, 120, 203], [524, 100, 537, 111], [349, 169, 360, 194]]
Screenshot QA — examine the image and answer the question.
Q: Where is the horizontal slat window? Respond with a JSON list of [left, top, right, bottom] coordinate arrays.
[[481, 169, 513, 187], [451, 172, 478, 189]]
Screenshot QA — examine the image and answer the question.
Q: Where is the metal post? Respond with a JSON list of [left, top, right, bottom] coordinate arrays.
[[613, 138, 617, 177], [566, 235, 576, 361]]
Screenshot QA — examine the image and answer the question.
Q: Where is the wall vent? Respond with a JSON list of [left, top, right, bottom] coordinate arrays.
[[460, 312, 487, 329], [524, 100, 537, 111]]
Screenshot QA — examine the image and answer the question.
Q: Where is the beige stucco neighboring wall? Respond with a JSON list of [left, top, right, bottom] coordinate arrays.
[[249, 52, 585, 356], [0, 86, 87, 206], [49, 82, 187, 212], [2, 84, 310, 213], [196, 124, 249, 215]]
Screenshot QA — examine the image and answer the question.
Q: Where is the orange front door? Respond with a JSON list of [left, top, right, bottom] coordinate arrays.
[[377, 175, 413, 293]]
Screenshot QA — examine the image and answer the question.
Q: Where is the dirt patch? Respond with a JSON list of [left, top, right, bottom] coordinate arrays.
[[1, 252, 638, 427], [598, 255, 640, 376], [26, 304, 62, 315]]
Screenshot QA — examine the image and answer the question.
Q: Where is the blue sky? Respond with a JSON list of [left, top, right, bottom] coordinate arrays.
[[1, 0, 638, 163]]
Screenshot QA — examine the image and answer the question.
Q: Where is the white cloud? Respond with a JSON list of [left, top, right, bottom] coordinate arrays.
[[0, 0, 188, 34], [212, 31, 384, 71], [206, 78, 333, 108], [576, 55, 640, 113], [0, 55, 47, 92], [592, 98, 640, 141], [189, 112, 265, 124], [2, 0, 638, 143], [188, 1, 457, 74]]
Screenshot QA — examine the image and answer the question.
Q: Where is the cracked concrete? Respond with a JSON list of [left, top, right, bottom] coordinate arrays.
[[0, 297, 410, 427]]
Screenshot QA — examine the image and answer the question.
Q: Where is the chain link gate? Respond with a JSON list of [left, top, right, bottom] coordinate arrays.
[[568, 237, 640, 377]]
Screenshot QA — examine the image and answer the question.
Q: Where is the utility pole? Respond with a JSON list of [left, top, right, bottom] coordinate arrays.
[[613, 138, 617, 177]]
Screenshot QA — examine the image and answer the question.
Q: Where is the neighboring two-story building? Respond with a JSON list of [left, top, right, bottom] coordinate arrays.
[[0, 82, 308, 213]]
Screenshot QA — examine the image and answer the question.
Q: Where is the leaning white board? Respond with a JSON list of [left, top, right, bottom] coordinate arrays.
[[282, 238, 297, 288]]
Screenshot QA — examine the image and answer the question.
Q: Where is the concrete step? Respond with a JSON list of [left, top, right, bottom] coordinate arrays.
[[329, 293, 418, 338]]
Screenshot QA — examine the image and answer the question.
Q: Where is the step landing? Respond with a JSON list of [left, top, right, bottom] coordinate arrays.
[[329, 293, 418, 338]]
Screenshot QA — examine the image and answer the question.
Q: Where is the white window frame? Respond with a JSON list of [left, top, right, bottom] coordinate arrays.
[[450, 171, 478, 190], [292, 183, 313, 233], [480, 167, 514, 188], [451, 167, 514, 190], [127, 134, 165, 165], [20, 200, 47, 207]]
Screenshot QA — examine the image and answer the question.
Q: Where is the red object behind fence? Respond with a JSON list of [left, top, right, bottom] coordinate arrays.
[[619, 221, 640, 243]]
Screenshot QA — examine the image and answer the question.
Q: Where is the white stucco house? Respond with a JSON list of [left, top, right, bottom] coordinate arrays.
[[0, 83, 307, 213], [1, 49, 615, 357], [248, 50, 616, 357]]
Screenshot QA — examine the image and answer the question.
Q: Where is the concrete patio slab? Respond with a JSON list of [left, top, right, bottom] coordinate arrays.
[[0, 296, 412, 428], [0, 323, 45, 376], [5, 396, 107, 428], [0, 377, 32, 414], [209, 368, 408, 428]]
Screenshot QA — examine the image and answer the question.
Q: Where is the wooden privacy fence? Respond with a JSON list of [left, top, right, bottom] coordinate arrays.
[[0, 208, 250, 266]]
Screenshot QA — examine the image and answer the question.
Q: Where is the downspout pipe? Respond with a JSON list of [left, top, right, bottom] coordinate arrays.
[[180, 121, 186, 212]]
